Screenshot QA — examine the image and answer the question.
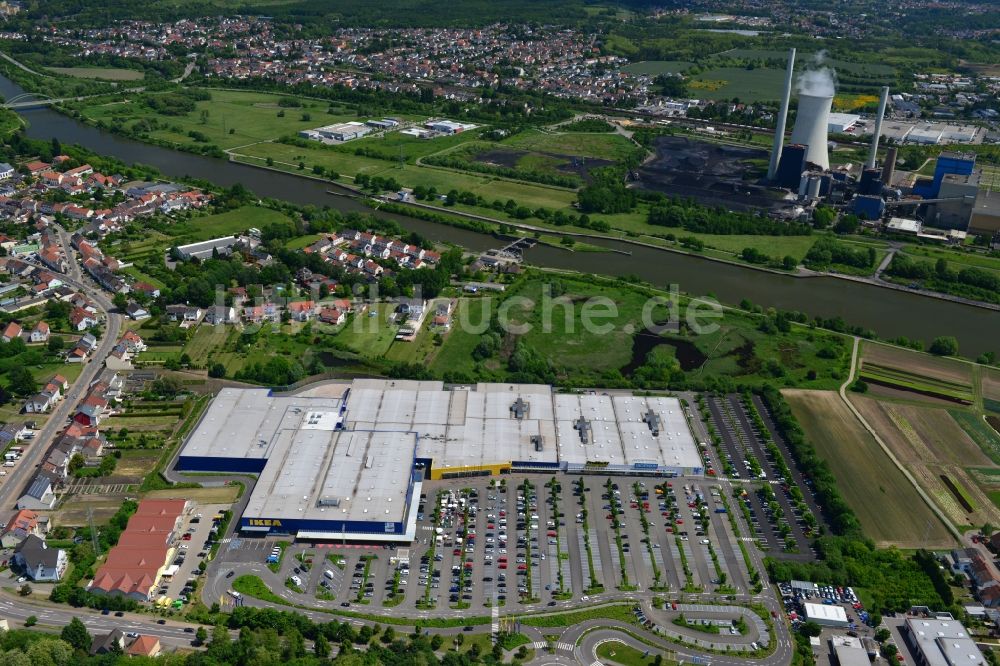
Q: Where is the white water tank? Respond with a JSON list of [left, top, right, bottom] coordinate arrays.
[[790, 93, 833, 171]]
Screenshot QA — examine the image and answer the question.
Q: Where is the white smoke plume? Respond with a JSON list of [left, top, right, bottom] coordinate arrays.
[[795, 51, 837, 98]]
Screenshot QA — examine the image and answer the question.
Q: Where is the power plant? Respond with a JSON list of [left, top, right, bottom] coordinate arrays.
[[762, 49, 998, 243]]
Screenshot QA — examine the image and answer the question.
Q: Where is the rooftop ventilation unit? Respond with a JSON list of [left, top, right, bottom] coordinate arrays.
[[642, 409, 661, 436], [531, 435, 543, 452], [511, 398, 529, 420], [316, 496, 340, 507], [573, 417, 592, 444]]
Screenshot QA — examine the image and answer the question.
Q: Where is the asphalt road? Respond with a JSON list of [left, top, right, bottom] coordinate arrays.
[[2, 231, 120, 518]]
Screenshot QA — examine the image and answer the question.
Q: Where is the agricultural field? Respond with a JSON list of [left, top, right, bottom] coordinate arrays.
[[783, 389, 954, 548], [621, 60, 694, 75], [858, 341, 975, 404], [79, 89, 356, 151], [48, 66, 144, 81], [984, 368, 1000, 414], [719, 49, 895, 77], [688, 67, 788, 102], [849, 396, 1000, 531]]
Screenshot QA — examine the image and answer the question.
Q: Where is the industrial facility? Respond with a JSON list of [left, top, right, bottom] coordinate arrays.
[[299, 121, 372, 143], [766, 48, 997, 244], [176, 380, 703, 540]]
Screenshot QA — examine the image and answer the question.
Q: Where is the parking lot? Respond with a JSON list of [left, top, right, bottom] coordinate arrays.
[[155, 504, 229, 604], [779, 580, 870, 635], [707, 394, 818, 558], [224, 471, 759, 614]]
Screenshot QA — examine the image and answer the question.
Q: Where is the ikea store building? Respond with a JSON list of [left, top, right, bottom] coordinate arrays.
[[176, 379, 703, 541]]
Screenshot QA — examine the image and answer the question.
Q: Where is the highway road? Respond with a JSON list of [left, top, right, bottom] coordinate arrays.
[[0, 591, 203, 649]]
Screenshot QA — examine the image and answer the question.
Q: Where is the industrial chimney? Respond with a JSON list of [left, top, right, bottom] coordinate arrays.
[[768, 48, 796, 181], [866, 86, 890, 170], [789, 92, 833, 171], [881, 146, 898, 185]]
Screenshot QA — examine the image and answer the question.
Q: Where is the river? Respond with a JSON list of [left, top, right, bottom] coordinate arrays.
[[3, 76, 996, 356]]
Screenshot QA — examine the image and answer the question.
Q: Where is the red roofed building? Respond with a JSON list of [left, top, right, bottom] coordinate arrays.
[[1, 509, 44, 548], [1, 321, 21, 342], [126, 635, 161, 657], [88, 498, 188, 601], [24, 161, 50, 176]]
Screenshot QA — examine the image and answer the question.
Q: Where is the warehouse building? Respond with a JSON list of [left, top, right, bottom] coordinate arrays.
[[176, 380, 703, 540], [299, 122, 372, 143], [827, 113, 860, 134], [903, 618, 986, 666], [803, 602, 849, 627]]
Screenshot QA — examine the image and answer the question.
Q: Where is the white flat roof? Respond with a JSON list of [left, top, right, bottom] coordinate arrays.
[[180, 381, 702, 522], [804, 602, 848, 623]]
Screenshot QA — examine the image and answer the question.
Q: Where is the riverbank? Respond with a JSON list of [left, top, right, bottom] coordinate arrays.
[[2, 73, 996, 356]]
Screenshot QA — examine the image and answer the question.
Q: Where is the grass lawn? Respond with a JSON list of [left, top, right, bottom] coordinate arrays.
[[783, 389, 954, 548], [81, 89, 355, 151], [335, 126, 482, 162], [235, 142, 581, 211], [332, 307, 400, 358], [170, 206, 293, 243], [384, 302, 450, 364], [431, 274, 849, 389], [287, 234, 322, 250], [502, 129, 640, 162], [182, 325, 233, 366], [597, 641, 673, 666], [48, 66, 144, 81], [902, 244, 1000, 274]]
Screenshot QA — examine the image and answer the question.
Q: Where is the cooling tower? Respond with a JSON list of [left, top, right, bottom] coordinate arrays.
[[768, 48, 796, 181], [789, 93, 833, 171]]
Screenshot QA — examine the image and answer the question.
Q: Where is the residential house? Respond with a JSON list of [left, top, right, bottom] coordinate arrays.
[[121, 330, 146, 353], [0, 422, 28, 448], [126, 635, 162, 658], [0, 163, 14, 180], [17, 473, 56, 510], [1, 509, 44, 548], [13, 535, 67, 582], [1, 321, 21, 342], [28, 321, 49, 343], [105, 343, 134, 371], [203, 305, 236, 325], [318, 307, 346, 326], [75, 392, 110, 426], [24, 374, 63, 413], [165, 304, 202, 322], [132, 282, 160, 299], [67, 333, 98, 364], [90, 629, 126, 655], [125, 302, 150, 321], [287, 300, 316, 321], [69, 307, 98, 331]]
